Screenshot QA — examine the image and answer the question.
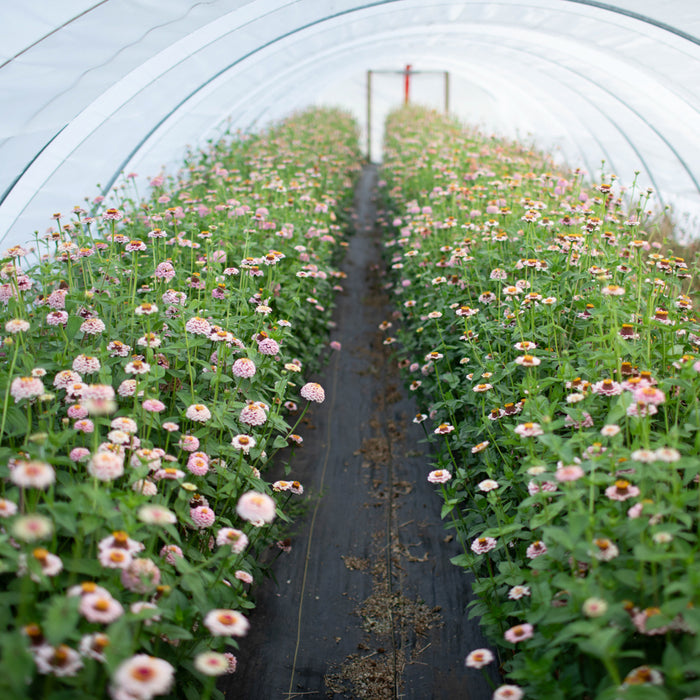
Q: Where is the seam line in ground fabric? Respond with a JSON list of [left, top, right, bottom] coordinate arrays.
[[287, 348, 340, 697], [383, 378, 400, 699]]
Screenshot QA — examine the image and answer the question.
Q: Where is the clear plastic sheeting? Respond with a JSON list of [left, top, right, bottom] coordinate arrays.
[[3, 0, 700, 247]]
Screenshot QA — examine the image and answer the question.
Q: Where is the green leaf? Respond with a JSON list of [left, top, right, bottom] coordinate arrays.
[[43, 595, 81, 646]]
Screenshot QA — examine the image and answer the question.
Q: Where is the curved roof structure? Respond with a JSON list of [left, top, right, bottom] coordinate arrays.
[[3, 0, 700, 246]]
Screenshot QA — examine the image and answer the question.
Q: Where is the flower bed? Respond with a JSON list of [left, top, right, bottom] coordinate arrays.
[[379, 105, 700, 699], [0, 108, 361, 699]]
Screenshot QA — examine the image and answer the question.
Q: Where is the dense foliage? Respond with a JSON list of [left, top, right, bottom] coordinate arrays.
[[380, 105, 700, 699], [0, 108, 361, 699]]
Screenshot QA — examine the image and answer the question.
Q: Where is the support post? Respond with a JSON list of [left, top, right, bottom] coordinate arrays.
[[404, 64, 411, 104], [366, 70, 372, 162], [444, 71, 450, 114]]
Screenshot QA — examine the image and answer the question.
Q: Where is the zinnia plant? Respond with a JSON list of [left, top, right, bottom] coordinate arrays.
[[0, 108, 361, 699], [380, 105, 700, 699]]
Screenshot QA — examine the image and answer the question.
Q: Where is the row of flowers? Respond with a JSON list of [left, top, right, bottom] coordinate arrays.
[[379, 105, 700, 699], [0, 108, 362, 699]]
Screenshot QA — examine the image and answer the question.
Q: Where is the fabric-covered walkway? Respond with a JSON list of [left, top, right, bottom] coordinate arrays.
[[225, 166, 495, 699]]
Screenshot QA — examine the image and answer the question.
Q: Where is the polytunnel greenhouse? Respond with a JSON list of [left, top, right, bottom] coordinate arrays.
[[2, 1, 700, 699]]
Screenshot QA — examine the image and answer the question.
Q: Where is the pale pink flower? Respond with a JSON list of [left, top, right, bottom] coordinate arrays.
[[186, 456, 209, 476], [600, 424, 621, 436], [190, 505, 216, 528], [471, 537, 497, 554], [232, 358, 256, 378], [107, 340, 132, 357], [185, 316, 211, 335], [118, 379, 137, 397], [87, 452, 124, 481], [634, 386, 665, 405], [592, 379, 622, 396], [162, 421, 179, 432], [465, 648, 494, 669], [67, 404, 88, 419], [141, 398, 165, 413], [504, 623, 534, 643], [98, 531, 144, 554], [53, 369, 81, 389], [427, 469, 451, 484], [203, 609, 250, 637], [605, 479, 640, 501], [73, 355, 101, 374], [216, 528, 249, 553], [555, 465, 584, 482], [257, 338, 280, 355], [98, 548, 133, 570], [239, 402, 267, 426], [493, 685, 524, 700], [80, 318, 106, 335], [433, 423, 454, 435], [35, 645, 84, 677], [134, 302, 158, 316], [514, 422, 543, 437], [300, 382, 325, 403], [236, 491, 276, 524], [132, 479, 158, 496], [121, 558, 161, 593], [74, 419, 95, 433], [231, 434, 256, 453], [125, 360, 150, 375], [178, 434, 200, 452], [508, 585, 531, 600], [185, 403, 211, 423], [591, 538, 619, 561], [79, 593, 124, 623], [11, 514, 53, 542], [138, 505, 176, 525], [160, 544, 184, 565], [10, 376, 44, 401], [10, 460, 55, 489], [112, 655, 174, 698], [526, 541, 547, 559], [194, 651, 230, 677], [0, 498, 18, 517], [79, 633, 111, 662], [5, 319, 29, 333], [478, 479, 499, 492], [235, 570, 254, 584]]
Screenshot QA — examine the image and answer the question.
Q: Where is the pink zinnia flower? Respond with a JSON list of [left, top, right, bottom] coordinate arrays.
[[179, 434, 200, 452], [465, 648, 494, 669], [493, 685, 524, 700], [186, 456, 209, 476], [185, 316, 211, 335], [605, 479, 640, 501], [232, 358, 256, 378], [142, 398, 166, 412], [427, 470, 451, 484], [235, 570, 254, 584], [79, 593, 124, 623], [160, 544, 184, 565], [35, 645, 83, 677], [10, 460, 55, 489], [433, 423, 454, 435], [10, 376, 44, 401], [112, 655, 174, 698], [634, 386, 666, 406], [236, 491, 276, 524], [239, 402, 267, 426], [72, 355, 100, 374], [555, 465, 584, 482], [471, 537, 497, 554], [591, 538, 619, 561], [185, 403, 211, 422], [514, 422, 543, 437], [80, 318, 105, 335], [46, 310, 68, 326], [216, 527, 249, 553], [508, 585, 531, 600], [300, 382, 325, 403], [98, 548, 133, 570], [504, 623, 534, 643], [121, 558, 161, 593], [526, 541, 547, 559], [231, 434, 256, 453], [194, 651, 230, 677], [257, 338, 280, 355], [138, 505, 177, 525], [203, 609, 250, 637], [87, 452, 124, 481], [190, 505, 216, 528]]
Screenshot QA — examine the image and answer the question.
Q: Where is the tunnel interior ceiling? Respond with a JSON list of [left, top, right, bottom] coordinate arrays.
[[3, 0, 700, 245]]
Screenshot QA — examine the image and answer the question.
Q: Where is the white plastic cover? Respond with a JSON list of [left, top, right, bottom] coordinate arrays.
[[3, 0, 700, 246]]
